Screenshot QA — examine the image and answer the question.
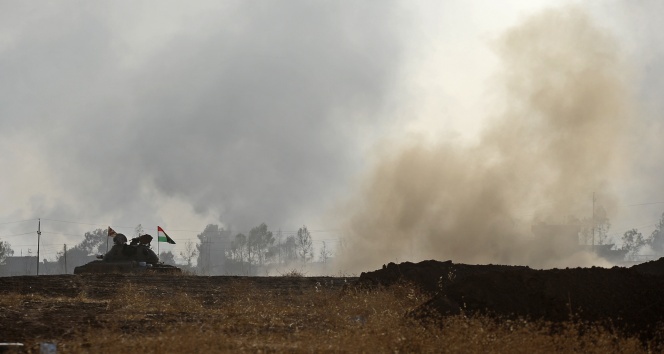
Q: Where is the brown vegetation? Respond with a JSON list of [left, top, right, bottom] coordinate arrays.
[[0, 272, 660, 353]]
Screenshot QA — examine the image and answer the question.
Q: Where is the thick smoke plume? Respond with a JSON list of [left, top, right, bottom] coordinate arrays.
[[0, 2, 403, 233], [339, 7, 633, 271]]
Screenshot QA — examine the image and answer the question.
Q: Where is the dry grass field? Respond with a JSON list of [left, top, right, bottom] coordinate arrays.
[[0, 273, 660, 353]]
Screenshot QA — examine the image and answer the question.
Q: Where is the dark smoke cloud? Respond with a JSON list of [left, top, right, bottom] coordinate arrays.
[[338, 6, 634, 271], [0, 1, 404, 231]]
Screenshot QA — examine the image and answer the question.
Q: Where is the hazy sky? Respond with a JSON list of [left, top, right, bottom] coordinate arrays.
[[1, 1, 663, 265]]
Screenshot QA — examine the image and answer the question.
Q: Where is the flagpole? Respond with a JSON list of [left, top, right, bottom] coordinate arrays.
[[157, 226, 160, 256]]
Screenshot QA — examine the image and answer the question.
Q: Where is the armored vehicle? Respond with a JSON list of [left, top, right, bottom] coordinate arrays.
[[74, 233, 181, 274]]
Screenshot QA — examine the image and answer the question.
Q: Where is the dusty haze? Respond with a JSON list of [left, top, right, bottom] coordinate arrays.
[[338, 7, 633, 272]]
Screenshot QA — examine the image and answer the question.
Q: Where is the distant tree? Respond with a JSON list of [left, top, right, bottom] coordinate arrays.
[[648, 212, 664, 253], [337, 237, 348, 259], [268, 229, 284, 264], [135, 224, 144, 237], [56, 229, 107, 270], [318, 241, 332, 263], [225, 233, 250, 275], [622, 228, 645, 258], [57, 247, 90, 271], [159, 251, 176, 265], [196, 224, 230, 275], [248, 223, 274, 266], [283, 235, 298, 263], [574, 207, 611, 246], [268, 235, 298, 265], [180, 241, 198, 269], [76, 229, 107, 255], [228, 233, 247, 263], [296, 226, 313, 264], [594, 207, 611, 245], [0, 240, 14, 265]]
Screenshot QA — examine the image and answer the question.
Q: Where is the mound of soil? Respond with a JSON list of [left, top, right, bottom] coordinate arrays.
[[359, 259, 664, 340], [358, 260, 531, 293], [631, 257, 664, 276]]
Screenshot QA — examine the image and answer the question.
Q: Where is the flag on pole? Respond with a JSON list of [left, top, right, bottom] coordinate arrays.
[[106, 226, 117, 253], [157, 226, 176, 244]]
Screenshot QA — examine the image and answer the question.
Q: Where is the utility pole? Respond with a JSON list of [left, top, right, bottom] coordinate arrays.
[[37, 218, 41, 276], [63, 244, 68, 274], [592, 192, 596, 252]]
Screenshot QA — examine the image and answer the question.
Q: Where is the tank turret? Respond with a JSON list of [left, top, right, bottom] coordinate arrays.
[[74, 233, 181, 274]]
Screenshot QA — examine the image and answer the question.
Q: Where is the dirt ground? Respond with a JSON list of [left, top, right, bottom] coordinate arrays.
[[0, 274, 355, 345], [1, 259, 663, 352]]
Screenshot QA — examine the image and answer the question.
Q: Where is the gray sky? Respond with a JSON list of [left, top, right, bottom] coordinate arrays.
[[1, 1, 406, 257], [1, 1, 663, 266]]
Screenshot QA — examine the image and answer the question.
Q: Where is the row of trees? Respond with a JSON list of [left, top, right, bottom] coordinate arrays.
[[620, 213, 664, 258], [224, 224, 316, 266], [1, 222, 335, 275], [191, 223, 331, 275], [567, 209, 664, 258], [7, 211, 658, 274]]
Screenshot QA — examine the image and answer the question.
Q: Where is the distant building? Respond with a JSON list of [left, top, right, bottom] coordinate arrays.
[[1, 256, 38, 276], [0, 257, 68, 276], [581, 244, 628, 263], [532, 222, 630, 264]]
